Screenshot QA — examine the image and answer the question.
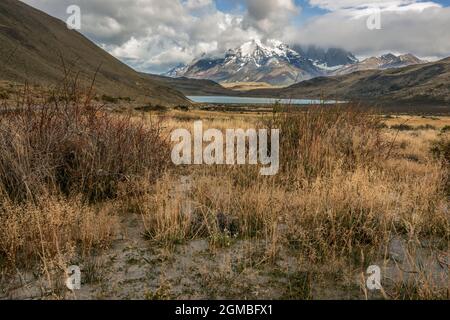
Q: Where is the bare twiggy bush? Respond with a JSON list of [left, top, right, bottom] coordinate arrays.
[[0, 82, 170, 277], [0, 90, 170, 202]]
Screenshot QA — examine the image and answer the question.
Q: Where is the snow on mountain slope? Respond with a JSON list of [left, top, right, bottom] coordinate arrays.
[[164, 40, 425, 86], [165, 40, 332, 86], [331, 53, 426, 76]]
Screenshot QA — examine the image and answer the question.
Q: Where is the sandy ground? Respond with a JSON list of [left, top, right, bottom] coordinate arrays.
[[1, 176, 448, 300]]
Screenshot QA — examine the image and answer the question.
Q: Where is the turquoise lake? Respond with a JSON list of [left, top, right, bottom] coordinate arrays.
[[187, 96, 341, 105]]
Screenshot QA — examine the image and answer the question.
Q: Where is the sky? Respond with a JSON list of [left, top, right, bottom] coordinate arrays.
[[21, 0, 450, 73]]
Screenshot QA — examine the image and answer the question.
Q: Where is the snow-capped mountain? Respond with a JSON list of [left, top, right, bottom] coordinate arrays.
[[331, 53, 426, 76], [166, 40, 353, 86], [166, 40, 318, 86], [293, 45, 359, 69], [165, 63, 189, 78], [165, 40, 424, 86]]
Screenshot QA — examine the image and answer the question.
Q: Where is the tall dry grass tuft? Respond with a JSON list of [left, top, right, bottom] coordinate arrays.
[[283, 163, 448, 261], [139, 173, 283, 251], [0, 196, 118, 270], [140, 175, 194, 246], [430, 132, 450, 196], [264, 104, 386, 180]]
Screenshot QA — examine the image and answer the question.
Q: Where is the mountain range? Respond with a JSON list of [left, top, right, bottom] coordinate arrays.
[[331, 53, 425, 76], [246, 57, 450, 109], [166, 40, 426, 86], [0, 0, 448, 109]]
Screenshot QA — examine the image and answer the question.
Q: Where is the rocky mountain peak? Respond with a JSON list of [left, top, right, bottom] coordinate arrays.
[[164, 40, 426, 86]]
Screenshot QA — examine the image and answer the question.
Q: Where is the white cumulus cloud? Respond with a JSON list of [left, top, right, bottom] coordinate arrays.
[[20, 0, 450, 73]]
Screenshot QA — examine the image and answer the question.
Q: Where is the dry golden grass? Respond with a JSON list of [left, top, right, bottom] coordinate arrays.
[[135, 106, 448, 299], [384, 115, 450, 130], [0, 196, 118, 271], [221, 82, 285, 91], [0, 83, 170, 289], [141, 113, 448, 248], [0, 88, 448, 299]]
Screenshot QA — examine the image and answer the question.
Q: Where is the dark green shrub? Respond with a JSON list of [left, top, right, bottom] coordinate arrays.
[[391, 124, 414, 131], [101, 94, 118, 103], [135, 104, 168, 112], [430, 136, 450, 163], [0, 91, 9, 100]]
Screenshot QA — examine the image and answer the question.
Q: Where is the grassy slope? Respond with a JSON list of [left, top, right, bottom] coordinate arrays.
[[141, 73, 237, 96], [0, 0, 189, 106], [221, 82, 285, 91]]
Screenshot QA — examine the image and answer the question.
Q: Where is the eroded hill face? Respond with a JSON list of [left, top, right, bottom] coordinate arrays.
[[141, 73, 237, 96], [0, 0, 189, 106]]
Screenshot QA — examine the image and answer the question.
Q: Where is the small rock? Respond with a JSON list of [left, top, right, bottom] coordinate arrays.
[[216, 212, 239, 236], [389, 237, 406, 263]]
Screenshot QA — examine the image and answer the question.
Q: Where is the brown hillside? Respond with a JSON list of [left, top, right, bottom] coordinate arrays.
[[0, 0, 189, 106], [248, 57, 450, 109]]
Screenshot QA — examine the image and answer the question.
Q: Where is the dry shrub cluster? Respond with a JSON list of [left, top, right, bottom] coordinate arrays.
[[143, 163, 447, 260], [140, 106, 450, 299], [0, 196, 117, 269], [1, 89, 447, 299], [139, 105, 448, 292], [0, 86, 170, 272], [0, 99, 169, 202], [283, 163, 448, 261]]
